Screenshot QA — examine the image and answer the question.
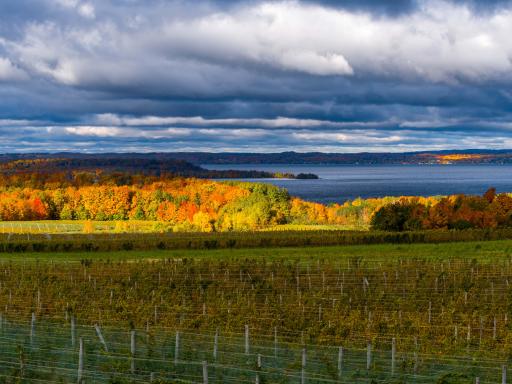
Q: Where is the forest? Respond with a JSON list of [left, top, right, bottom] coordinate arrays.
[[0, 169, 377, 230], [370, 188, 512, 231], [1, 165, 510, 233]]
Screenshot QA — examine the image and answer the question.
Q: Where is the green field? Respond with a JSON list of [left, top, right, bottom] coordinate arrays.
[[0, 239, 510, 262], [0, 220, 358, 234], [0, 220, 168, 234]]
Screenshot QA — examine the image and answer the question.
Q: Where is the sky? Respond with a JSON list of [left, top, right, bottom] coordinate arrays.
[[2, 0, 512, 153]]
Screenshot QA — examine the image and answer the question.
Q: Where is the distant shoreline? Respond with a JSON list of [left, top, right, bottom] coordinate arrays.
[[4, 150, 512, 166]]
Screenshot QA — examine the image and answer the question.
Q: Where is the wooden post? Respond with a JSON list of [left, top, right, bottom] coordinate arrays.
[[391, 338, 396, 375], [30, 312, 35, 346], [301, 348, 306, 384], [479, 317, 483, 345], [131, 330, 136, 374], [175, 331, 180, 364], [337, 347, 343, 378], [95, 324, 108, 352], [414, 337, 418, 375], [502, 365, 507, 384], [274, 327, 278, 358], [213, 329, 218, 360], [256, 353, 262, 384], [367, 342, 372, 371], [77, 338, 84, 384], [245, 325, 249, 355], [202, 361, 208, 384], [475, 377, 480, 384], [71, 315, 76, 347], [146, 320, 150, 344]]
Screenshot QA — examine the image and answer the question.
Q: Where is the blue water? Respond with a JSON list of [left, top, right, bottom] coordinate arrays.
[[202, 164, 512, 204]]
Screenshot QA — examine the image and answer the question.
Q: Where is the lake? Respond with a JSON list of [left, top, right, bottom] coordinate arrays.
[[202, 164, 512, 204]]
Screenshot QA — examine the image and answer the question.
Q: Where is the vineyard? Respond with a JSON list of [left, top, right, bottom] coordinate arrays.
[[0, 220, 164, 234], [1, 227, 512, 253], [0, 242, 511, 382]]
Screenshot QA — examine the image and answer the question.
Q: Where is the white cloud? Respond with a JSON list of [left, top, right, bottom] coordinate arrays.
[[94, 114, 388, 129], [159, 1, 512, 82], [54, 0, 95, 19], [198, 128, 268, 138], [278, 51, 353, 76], [64, 125, 192, 138], [53, 0, 79, 8], [8, 0, 512, 88], [78, 3, 95, 19], [0, 119, 35, 126], [65, 126, 121, 137], [0, 58, 27, 81], [292, 130, 404, 143]]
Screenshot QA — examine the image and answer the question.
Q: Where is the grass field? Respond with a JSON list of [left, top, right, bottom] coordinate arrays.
[[0, 220, 358, 234], [0, 239, 510, 262], [0, 220, 168, 234]]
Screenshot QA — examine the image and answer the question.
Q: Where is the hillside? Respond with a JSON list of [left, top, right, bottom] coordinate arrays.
[[0, 156, 315, 179]]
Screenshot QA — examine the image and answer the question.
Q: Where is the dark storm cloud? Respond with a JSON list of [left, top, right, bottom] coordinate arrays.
[[1, 0, 512, 152]]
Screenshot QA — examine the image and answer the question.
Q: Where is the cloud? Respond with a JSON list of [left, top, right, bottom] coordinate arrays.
[[78, 3, 95, 18], [7, 0, 512, 90], [0, 57, 27, 81], [65, 126, 121, 137], [1, 1, 512, 152], [54, 0, 95, 18], [277, 51, 353, 76], [94, 114, 388, 129]]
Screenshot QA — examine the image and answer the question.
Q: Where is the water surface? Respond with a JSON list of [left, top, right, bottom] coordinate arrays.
[[202, 164, 512, 204]]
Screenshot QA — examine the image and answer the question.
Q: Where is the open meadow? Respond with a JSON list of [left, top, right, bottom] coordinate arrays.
[[0, 240, 511, 383]]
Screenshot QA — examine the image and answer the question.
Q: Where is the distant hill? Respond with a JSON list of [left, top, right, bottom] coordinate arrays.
[[2, 150, 512, 167], [0, 155, 314, 179], [162, 150, 512, 165]]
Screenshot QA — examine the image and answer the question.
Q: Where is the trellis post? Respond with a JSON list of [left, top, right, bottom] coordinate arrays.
[[71, 315, 76, 347], [391, 338, 396, 375], [301, 348, 306, 384], [77, 338, 84, 384], [245, 325, 250, 355], [202, 361, 208, 384], [175, 331, 180, 364], [131, 330, 136, 374], [337, 347, 343, 378], [367, 342, 372, 371]]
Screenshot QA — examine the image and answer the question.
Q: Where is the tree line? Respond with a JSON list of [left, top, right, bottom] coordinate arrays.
[[370, 188, 512, 231], [0, 169, 509, 232], [0, 176, 293, 231]]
